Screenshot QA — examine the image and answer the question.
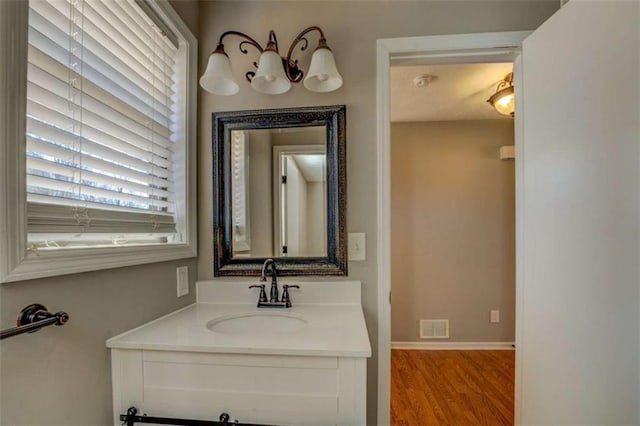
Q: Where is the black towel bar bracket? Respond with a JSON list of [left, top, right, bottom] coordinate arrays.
[[0, 304, 69, 340], [120, 406, 276, 426]]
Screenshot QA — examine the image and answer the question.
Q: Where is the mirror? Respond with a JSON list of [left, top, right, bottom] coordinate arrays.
[[212, 105, 347, 276]]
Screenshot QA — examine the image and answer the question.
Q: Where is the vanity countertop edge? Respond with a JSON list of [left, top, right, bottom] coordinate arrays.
[[106, 281, 372, 358]]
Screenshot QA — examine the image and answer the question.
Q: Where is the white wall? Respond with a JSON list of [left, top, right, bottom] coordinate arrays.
[[519, 1, 639, 423]]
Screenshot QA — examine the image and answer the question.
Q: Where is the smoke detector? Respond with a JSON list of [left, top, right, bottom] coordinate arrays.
[[413, 74, 436, 88]]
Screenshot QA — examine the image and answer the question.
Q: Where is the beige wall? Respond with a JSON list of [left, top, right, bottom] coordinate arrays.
[[0, 259, 198, 425], [197, 2, 558, 424], [248, 131, 274, 257], [0, 2, 199, 425], [391, 120, 515, 343], [168, 0, 199, 39], [271, 129, 325, 147], [243, 129, 324, 257]]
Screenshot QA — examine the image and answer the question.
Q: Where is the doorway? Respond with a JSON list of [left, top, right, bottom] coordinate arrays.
[[376, 31, 530, 425], [389, 61, 516, 424]]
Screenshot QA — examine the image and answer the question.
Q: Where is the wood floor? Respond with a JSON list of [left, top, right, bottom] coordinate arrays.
[[391, 350, 515, 426]]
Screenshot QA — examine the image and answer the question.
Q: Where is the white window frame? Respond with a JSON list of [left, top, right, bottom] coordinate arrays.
[[0, 0, 198, 283]]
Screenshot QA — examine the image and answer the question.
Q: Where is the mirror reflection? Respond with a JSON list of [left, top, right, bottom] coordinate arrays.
[[230, 126, 327, 258]]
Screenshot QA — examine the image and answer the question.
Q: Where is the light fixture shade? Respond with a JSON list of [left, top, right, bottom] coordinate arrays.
[[303, 47, 343, 93], [199, 52, 239, 96], [489, 86, 515, 116], [487, 72, 515, 117], [251, 50, 291, 95]]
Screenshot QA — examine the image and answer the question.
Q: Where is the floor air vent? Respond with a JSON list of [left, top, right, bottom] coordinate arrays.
[[420, 319, 449, 339]]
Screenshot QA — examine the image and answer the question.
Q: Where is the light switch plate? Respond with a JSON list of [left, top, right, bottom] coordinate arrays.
[[348, 233, 366, 261], [490, 310, 500, 323], [176, 266, 189, 297]]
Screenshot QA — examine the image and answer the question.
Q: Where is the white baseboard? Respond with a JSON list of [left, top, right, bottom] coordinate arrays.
[[391, 341, 515, 350]]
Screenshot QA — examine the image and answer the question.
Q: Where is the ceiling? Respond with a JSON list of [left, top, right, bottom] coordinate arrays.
[[390, 62, 514, 122], [291, 154, 325, 182]]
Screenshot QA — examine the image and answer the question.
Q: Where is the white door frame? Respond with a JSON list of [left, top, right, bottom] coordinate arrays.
[[376, 31, 530, 425]]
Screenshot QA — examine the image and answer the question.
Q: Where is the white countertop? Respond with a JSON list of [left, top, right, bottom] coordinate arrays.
[[106, 281, 372, 358]]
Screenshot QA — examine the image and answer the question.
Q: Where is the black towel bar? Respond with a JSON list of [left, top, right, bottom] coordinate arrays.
[[120, 406, 277, 426], [0, 304, 69, 340]]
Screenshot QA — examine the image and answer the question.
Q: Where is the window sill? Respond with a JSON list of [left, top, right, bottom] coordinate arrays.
[[1, 243, 197, 283]]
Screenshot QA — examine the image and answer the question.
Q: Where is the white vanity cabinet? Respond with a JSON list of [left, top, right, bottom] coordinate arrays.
[[111, 349, 366, 426], [108, 281, 371, 426]]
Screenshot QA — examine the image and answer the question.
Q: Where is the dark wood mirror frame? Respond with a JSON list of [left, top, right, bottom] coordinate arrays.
[[212, 105, 347, 276]]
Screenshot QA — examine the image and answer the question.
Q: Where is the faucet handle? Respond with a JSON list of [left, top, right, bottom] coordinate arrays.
[[283, 284, 300, 290], [281, 285, 300, 307], [249, 284, 267, 303]]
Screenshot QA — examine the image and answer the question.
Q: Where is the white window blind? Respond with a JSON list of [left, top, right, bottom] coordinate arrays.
[[26, 0, 184, 248], [231, 131, 251, 253]]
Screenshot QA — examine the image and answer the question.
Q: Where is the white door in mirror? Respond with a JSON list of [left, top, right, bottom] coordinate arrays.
[[348, 233, 366, 261]]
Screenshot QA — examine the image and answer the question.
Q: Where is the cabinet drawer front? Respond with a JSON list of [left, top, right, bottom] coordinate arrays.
[[144, 361, 338, 394]]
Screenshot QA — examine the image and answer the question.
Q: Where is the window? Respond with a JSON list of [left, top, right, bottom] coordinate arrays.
[[0, 0, 197, 282]]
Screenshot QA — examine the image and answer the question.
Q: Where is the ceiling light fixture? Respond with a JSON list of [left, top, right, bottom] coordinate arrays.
[[487, 72, 515, 117], [413, 74, 436, 88], [200, 27, 342, 96]]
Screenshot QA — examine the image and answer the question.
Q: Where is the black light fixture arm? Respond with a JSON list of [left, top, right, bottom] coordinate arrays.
[[216, 30, 265, 55], [265, 30, 280, 52], [215, 31, 265, 82], [285, 26, 327, 83], [213, 26, 330, 84]]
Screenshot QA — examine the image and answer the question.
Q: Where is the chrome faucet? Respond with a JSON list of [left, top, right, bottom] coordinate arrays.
[[248, 259, 299, 308]]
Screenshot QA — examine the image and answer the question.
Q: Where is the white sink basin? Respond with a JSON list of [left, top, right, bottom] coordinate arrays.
[[206, 312, 307, 336]]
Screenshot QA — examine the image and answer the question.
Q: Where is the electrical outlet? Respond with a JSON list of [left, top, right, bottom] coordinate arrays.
[[490, 310, 500, 323], [348, 233, 366, 261], [176, 266, 189, 297]]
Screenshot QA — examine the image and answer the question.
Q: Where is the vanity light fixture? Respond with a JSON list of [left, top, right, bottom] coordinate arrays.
[[200, 27, 343, 96], [487, 72, 515, 117]]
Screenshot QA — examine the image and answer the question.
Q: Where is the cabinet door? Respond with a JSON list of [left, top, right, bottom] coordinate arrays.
[[113, 350, 346, 426], [519, 1, 639, 424]]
